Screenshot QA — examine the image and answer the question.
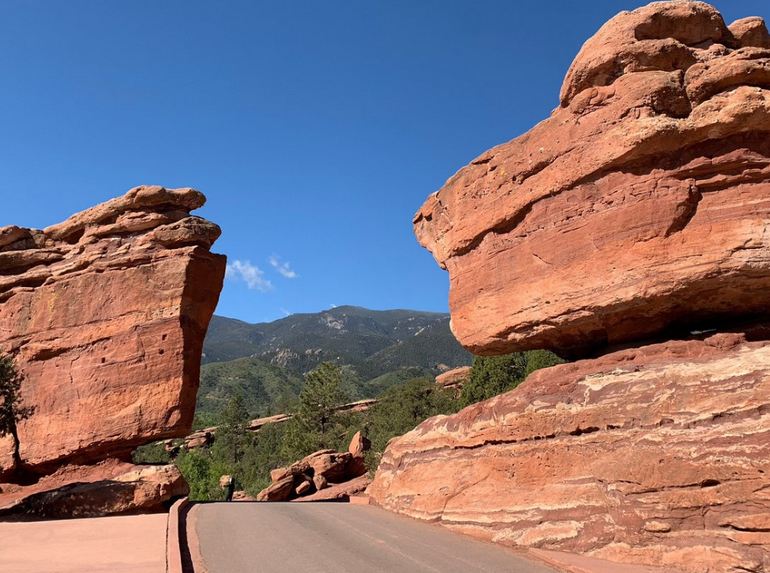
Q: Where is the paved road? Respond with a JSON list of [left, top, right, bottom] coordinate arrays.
[[193, 502, 560, 573]]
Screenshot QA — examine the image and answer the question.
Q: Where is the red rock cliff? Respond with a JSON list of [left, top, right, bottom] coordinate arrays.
[[372, 3, 770, 572], [414, 1, 770, 357], [0, 186, 225, 516], [369, 334, 770, 572]]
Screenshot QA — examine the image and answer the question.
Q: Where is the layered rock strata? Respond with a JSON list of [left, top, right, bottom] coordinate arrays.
[[0, 186, 225, 517], [369, 334, 770, 573], [373, 3, 770, 572], [0, 460, 187, 519], [413, 1, 770, 357]]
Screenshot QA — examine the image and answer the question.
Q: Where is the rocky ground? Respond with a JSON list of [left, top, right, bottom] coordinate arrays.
[[255, 431, 371, 502]]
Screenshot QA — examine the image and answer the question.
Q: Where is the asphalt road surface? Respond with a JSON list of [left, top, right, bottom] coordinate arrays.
[[194, 502, 559, 573]]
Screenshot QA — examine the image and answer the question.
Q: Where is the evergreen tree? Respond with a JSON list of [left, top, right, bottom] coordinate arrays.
[[211, 394, 250, 468], [364, 377, 459, 473], [281, 362, 347, 459], [459, 350, 563, 407], [0, 355, 34, 465]]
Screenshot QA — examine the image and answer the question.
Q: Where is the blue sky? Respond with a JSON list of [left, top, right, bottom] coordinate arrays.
[[1, 1, 766, 323]]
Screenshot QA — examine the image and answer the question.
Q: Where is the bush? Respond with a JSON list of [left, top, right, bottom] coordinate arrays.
[[132, 441, 172, 464], [459, 350, 563, 407], [0, 355, 34, 464]]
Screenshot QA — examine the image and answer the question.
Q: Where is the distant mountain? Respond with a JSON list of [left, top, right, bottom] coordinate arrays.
[[198, 306, 472, 417]]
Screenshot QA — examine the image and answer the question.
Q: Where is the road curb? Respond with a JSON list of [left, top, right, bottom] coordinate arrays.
[[167, 497, 206, 573], [166, 497, 189, 573]]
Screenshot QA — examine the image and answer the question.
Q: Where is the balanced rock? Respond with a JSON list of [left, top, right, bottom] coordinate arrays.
[[375, 3, 770, 571], [414, 1, 770, 357], [369, 334, 770, 573], [0, 186, 225, 516]]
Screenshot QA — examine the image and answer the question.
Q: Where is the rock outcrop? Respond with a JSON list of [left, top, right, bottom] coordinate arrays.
[[0, 460, 187, 519], [0, 186, 225, 517], [257, 433, 370, 502], [435, 366, 471, 392], [413, 0, 770, 357], [372, 3, 770, 572], [369, 334, 770, 572]]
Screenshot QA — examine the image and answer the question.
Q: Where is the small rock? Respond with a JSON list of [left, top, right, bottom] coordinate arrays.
[[313, 475, 328, 491], [295, 480, 313, 497], [348, 431, 371, 458], [256, 475, 294, 502], [643, 521, 671, 533]]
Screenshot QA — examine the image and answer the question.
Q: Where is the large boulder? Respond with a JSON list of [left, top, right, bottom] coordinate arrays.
[[414, 1, 770, 357], [257, 437, 371, 502], [0, 186, 225, 516], [375, 3, 770, 571], [0, 460, 188, 519], [369, 334, 770, 573]]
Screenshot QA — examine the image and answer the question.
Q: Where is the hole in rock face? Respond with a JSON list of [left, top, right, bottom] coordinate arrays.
[[158, 349, 164, 355], [100, 357, 106, 364], [61, 228, 85, 245], [701, 479, 721, 488], [161, 334, 167, 341]]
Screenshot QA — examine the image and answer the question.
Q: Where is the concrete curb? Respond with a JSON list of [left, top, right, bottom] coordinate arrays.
[[166, 497, 196, 573]]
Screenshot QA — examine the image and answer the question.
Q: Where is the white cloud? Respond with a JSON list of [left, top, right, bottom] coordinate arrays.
[[269, 255, 298, 279], [226, 260, 273, 292]]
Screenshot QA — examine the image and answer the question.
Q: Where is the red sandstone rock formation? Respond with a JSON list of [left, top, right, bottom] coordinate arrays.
[[257, 433, 371, 502], [0, 459, 188, 519], [0, 186, 225, 517], [294, 474, 371, 503], [372, 3, 770, 571], [369, 334, 770, 573], [413, 0, 770, 357], [435, 366, 471, 391]]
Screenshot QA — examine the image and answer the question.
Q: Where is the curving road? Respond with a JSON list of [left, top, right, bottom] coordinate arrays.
[[193, 502, 560, 573]]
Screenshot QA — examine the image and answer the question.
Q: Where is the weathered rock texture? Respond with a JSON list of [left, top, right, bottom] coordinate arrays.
[[0, 459, 188, 519], [376, 3, 770, 571], [414, 1, 770, 357], [257, 433, 370, 502], [369, 334, 770, 573], [0, 186, 225, 517], [435, 366, 471, 392]]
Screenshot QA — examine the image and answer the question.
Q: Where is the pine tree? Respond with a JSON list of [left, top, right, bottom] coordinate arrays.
[[459, 351, 563, 407], [0, 355, 35, 465], [281, 362, 347, 460]]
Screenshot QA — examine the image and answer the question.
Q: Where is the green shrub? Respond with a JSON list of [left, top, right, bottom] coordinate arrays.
[[459, 350, 563, 407], [132, 441, 172, 464]]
